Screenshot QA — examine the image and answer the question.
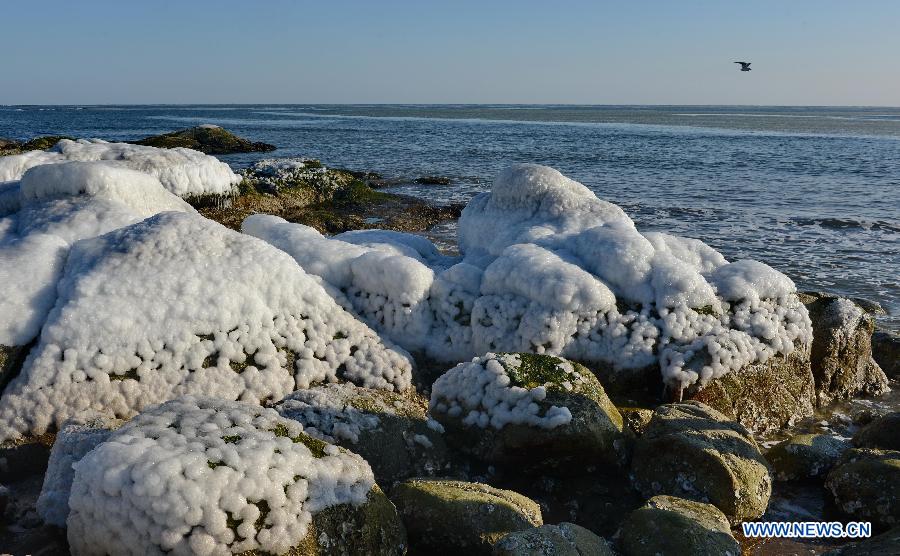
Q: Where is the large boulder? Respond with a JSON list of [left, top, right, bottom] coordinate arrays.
[[800, 293, 889, 405], [853, 412, 900, 451], [685, 347, 815, 435], [392, 478, 543, 555], [631, 401, 772, 524], [617, 495, 740, 556], [765, 433, 849, 481], [65, 397, 406, 555], [131, 125, 276, 154], [823, 526, 900, 556], [872, 330, 900, 379], [826, 448, 900, 530], [276, 383, 449, 488], [429, 353, 627, 471], [492, 522, 613, 556]]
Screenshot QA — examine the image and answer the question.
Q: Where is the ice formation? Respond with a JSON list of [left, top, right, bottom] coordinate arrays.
[[247, 164, 812, 390], [430, 353, 575, 430], [65, 397, 375, 555], [0, 211, 412, 441], [0, 138, 240, 198]]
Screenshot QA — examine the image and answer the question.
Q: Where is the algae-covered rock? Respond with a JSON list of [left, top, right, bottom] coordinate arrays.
[[800, 293, 889, 405], [872, 330, 900, 379], [853, 411, 900, 451], [276, 383, 449, 488], [430, 353, 627, 472], [631, 401, 772, 524], [685, 347, 815, 435], [619, 407, 654, 436], [823, 525, 900, 556], [492, 522, 613, 556], [617, 495, 740, 556], [132, 125, 276, 154], [392, 478, 543, 555], [826, 448, 900, 530], [0, 135, 74, 156], [766, 433, 849, 481]]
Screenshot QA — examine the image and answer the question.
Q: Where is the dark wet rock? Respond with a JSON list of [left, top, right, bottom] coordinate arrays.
[[131, 125, 275, 154], [872, 330, 900, 379], [1, 136, 75, 156], [392, 478, 543, 555], [0, 341, 33, 395], [619, 407, 654, 437], [276, 383, 449, 489], [631, 401, 772, 524], [826, 448, 900, 530], [0, 434, 54, 483], [431, 353, 628, 473], [294, 485, 407, 556], [0, 523, 69, 556], [823, 525, 900, 555], [853, 411, 900, 451], [617, 495, 740, 556], [685, 347, 815, 435], [0, 482, 7, 515], [800, 292, 889, 405], [492, 522, 613, 556], [415, 176, 452, 185], [765, 433, 849, 481]]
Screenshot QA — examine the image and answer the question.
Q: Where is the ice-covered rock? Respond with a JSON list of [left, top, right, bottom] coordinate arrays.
[[276, 383, 448, 486], [0, 212, 412, 441], [0, 139, 241, 198], [430, 353, 626, 469], [65, 396, 404, 556], [247, 164, 813, 395]]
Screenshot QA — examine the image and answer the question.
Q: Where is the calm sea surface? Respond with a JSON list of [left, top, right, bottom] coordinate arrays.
[[2, 104, 898, 330]]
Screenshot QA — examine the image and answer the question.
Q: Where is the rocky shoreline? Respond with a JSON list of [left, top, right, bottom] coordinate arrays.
[[0, 129, 897, 555]]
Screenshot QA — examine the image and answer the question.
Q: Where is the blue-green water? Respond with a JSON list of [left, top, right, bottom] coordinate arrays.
[[2, 104, 897, 329]]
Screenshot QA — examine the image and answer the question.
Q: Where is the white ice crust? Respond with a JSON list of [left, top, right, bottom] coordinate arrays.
[[246, 164, 812, 390], [0, 211, 412, 441], [0, 139, 240, 198], [430, 353, 575, 430], [65, 397, 375, 556], [276, 383, 386, 444]]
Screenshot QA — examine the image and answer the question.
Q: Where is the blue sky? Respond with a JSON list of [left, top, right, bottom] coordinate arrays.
[[3, 1, 899, 105]]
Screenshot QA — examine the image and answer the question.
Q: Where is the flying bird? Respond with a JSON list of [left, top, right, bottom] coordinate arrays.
[[734, 61, 752, 72]]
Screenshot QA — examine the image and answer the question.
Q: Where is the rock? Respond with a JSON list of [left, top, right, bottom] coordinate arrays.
[[765, 433, 849, 481], [685, 347, 815, 435], [619, 407, 654, 436], [131, 125, 276, 154], [0, 137, 23, 155], [800, 293, 889, 405], [0, 135, 74, 156], [0, 342, 32, 394], [853, 412, 900, 451], [0, 435, 53, 483], [823, 526, 900, 556], [492, 522, 613, 556], [430, 353, 627, 472], [0, 482, 8, 515], [415, 176, 452, 185], [37, 415, 122, 527], [617, 495, 740, 556], [872, 330, 900, 379], [631, 401, 772, 524], [826, 448, 900, 530], [276, 383, 449, 488], [392, 478, 543, 555]]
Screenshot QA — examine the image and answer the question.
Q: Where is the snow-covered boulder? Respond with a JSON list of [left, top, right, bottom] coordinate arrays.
[[276, 383, 448, 486], [0, 211, 412, 441], [0, 139, 240, 198], [429, 353, 626, 470], [246, 164, 813, 403], [65, 397, 406, 556]]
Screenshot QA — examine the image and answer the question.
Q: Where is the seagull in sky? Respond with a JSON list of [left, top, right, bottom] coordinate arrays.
[[734, 61, 752, 72]]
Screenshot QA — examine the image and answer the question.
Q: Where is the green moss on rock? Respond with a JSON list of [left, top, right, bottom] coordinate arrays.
[[765, 433, 849, 481], [493, 522, 614, 556], [826, 448, 900, 530], [131, 126, 276, 154], [618, 495, 740, 556]]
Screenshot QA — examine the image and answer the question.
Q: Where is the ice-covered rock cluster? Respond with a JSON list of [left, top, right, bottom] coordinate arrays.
[[0, 211, 412, 440], [430, 353, 576, 430], [65, 397, 375, 555], [0, 138, 240, 198], [247, 164, 812, 390]]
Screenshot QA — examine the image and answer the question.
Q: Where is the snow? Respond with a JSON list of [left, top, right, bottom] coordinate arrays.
[[65, 396, 374, 556], [0, 212, 412, 441], [37, 415, 121, 527], [430, 353, 575, 430], [275, 383, 387, 444], [248, 163, 812, 390], [0, 139, 241, 198]]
